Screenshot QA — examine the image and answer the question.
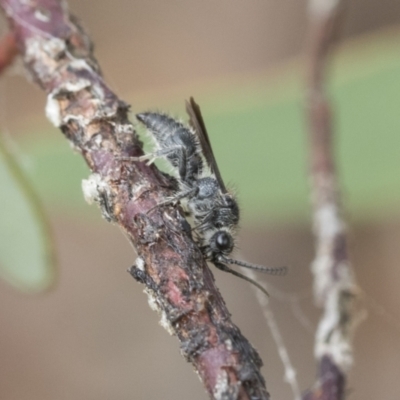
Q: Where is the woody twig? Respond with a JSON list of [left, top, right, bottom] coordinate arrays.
[[0, 0, 270, 398], [304, 1, 359, 399]]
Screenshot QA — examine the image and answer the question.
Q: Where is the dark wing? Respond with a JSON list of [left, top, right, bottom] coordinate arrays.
[[185, 97, 227, 193]]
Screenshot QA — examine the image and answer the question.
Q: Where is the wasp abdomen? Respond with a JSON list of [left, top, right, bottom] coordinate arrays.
[[137, 112, 203, 183]]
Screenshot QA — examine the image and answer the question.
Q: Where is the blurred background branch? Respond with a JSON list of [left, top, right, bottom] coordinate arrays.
[[304, 0, 360, 399]]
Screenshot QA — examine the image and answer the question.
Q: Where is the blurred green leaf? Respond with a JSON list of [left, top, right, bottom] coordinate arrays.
[[21, 133, 90, 210], [18, 29, 400, 225], [0, 135, 57, 292], [192, 31, 400, 224]]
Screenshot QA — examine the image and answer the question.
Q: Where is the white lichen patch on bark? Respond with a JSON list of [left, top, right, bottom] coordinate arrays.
[[81, 173, 116, 221], [24, 36, 66, 83], [145, 288, 160, 313], [314, 202, 343, 239], [315, 287, 354, 371], [27, 35, 101, 131], [144, 288, 175, 336], [312, 202, 345, 302], [224, 339, 233, 351], [61, 78, 92, 94], [26, 35, 65, 61], [135, 257, 145, 272], [159, 311, 175, 336], [213, 370, 239, 400], [114, 123, 134, 135], [34, 7, 51, 22], [45, 94, 62, 127], [130, 182, 153, 203], [67, 59, 94, 74], [311, 202, 358, 372], [81, 173, 109, 205], [213, 370, 229, 399], [311, 254, 333, 303], [45, 78, 93, 128], [93, 133, 103, 147]]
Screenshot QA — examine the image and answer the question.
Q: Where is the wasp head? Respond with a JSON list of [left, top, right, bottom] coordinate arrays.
[[208, 229, 235, 260]]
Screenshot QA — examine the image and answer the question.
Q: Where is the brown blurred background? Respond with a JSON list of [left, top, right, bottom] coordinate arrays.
[[1, 1, 400, 399]]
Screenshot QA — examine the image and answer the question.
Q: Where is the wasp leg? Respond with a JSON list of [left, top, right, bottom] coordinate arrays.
[[119, 145, 186, 166], [147, 187, 199, 214]]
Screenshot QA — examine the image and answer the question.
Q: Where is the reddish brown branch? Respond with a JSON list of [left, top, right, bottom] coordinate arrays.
[[304, 1, 359, 400], [0, 31, 17, 73], [0, 0, 269, 398]]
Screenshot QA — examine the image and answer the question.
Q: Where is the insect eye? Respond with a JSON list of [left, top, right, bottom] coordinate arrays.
[[216, 232, 231, 250]]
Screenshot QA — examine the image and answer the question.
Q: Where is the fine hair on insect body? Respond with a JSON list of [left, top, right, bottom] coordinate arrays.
[[132, 97, 286, 296]]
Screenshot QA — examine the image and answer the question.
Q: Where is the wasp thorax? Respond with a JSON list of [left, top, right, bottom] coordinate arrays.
[[221, 195, 240, 225], [196, 177, 219, 199]]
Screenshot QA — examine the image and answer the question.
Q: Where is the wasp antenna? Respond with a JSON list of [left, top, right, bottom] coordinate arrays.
[[214, 262, 269, 297], [220, 257, 288, 276]]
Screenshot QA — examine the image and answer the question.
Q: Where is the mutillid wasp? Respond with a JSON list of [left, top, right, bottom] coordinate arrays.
[[133, 97, 286, 296]]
